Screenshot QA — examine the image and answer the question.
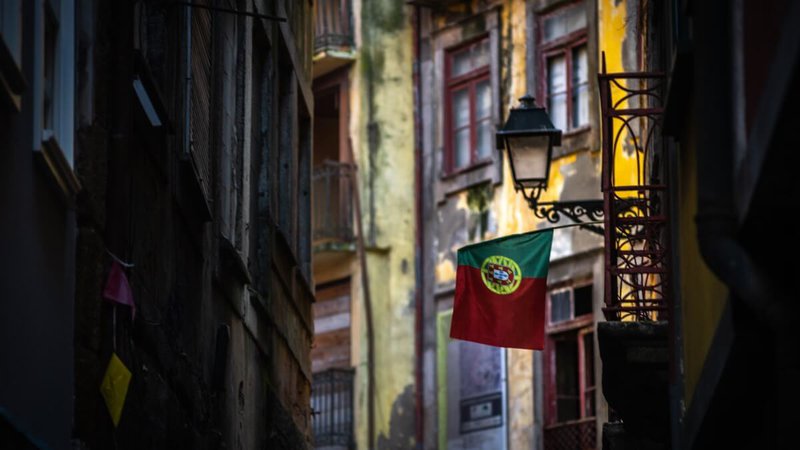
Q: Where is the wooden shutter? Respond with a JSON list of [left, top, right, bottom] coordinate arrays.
[[190, 2, 212, 201]]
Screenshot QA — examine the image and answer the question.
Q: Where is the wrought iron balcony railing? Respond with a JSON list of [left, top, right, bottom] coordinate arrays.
[[544, 417, 598, 450], [598, 56, 669, 322], [311, 368, 355, 449], [314, 0, 354, 54], [313, 161, 356, 250]]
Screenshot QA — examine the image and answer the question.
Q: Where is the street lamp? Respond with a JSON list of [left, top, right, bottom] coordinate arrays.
[[496, 95, 603, 234]]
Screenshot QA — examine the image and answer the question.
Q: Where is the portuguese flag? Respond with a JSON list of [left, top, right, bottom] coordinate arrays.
[[450, 229, 553, 350]]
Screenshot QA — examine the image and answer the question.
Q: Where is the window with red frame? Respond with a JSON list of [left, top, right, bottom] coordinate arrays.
[[445, 36, 493, 173], [539, 2, 590, 133], [544, 284, 596, 449]]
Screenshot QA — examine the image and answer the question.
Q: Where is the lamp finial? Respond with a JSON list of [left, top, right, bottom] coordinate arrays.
[[518, 95, 537, 109]]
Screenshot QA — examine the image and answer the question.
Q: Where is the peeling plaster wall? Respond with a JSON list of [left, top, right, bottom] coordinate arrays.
[[598, 0, 645, 190], [349, 0, 418, 448], [418, 1, 622, 449]]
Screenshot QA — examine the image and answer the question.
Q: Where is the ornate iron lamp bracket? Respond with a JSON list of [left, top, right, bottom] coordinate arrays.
[[519, 187, 604, 235]]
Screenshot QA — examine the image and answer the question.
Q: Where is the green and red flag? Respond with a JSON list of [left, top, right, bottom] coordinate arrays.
[[450, 229, 553, 350]]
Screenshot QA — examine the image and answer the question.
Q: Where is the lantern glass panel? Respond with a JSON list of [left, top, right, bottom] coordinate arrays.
[[507, 135, 551, 185]]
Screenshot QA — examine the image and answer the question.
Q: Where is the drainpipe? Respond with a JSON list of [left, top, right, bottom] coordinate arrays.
[[349, 134, 376, 449], [412, 3, 425, 449], [693, 0, 794, 445]]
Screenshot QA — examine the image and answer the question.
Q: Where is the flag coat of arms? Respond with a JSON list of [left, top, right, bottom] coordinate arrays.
[[450, 229, 553, 350]]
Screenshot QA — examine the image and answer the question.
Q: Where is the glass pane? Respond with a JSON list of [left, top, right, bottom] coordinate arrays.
[[452, 88, 470, 128], [543, 16, 563, 42], [564, 5, 587, 35], [550, 291, 571, 323], [555, 337, 580, 423], [573, 45, 589, 84], [0, 0, 23, 64], [476, 79, 491, 119], [549, 93, 567, 132], [548, 55, 567, 131], [477, 120, 492, 160], [473, 38, 490, 69], [450, 38, 489, 77], [548, 55, 567, 93], [454, 128, 470, 169], [572, 84, 589, 128], [543, 5, 587, 43], [43, 13, 57, 131], [574, 285, 593, 316], [508, 135, 550, 184], [572, 46, 590, 128], [452, 49, 472, 77]]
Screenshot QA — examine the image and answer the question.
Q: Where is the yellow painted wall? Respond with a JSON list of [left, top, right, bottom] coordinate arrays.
[[598, 0, 729, 412], [598, 0, 647, 191], [479, 2, 607, 448], [349, 0, 417, 448]]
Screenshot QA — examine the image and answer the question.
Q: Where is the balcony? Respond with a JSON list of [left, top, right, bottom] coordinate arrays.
[[311, 368, 355, 449], [596, 60, 671, 449], [313, 0, 355, 78], [313, 161, 356, 254]]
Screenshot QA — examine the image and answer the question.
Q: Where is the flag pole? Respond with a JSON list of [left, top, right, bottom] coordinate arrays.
[[536, 220, 604, 232]]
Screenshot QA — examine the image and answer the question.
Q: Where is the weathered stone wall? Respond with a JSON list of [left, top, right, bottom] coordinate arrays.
[[70, 1, 315, 449]]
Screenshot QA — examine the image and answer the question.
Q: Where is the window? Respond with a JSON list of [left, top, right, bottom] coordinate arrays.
[[1, 0, 24, 109], [311, 368, 354, 448], [188, 1, 213, 202], [0, 0, 22, 70], [277, 57, 297, 248], [540, 2, 589, 133], [544, 283, 596, 449], [39, 0, 75, 165], [549, 284, 593, 326], [445, 36, 492, 172], [30, 0, 79, 201], [552, 329, 595, 422]]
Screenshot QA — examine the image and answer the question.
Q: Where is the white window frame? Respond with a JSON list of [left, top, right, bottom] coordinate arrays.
[[34, 0, 75, 166]]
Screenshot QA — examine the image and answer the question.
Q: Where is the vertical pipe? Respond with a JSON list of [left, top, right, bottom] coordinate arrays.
[[349, 138, 376, 449], [412, 4, 425, 449]]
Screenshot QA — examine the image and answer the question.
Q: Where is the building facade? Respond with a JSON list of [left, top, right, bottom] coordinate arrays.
[[1, 0, 316, 449], [414, 1, 617, 449], [309, 0, 418, 449], [1, 0, 78, 447], [597, 0, 800, 449]]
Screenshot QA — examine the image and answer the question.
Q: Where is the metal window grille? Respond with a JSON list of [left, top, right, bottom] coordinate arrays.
[[311, 368, 355, 448], [544, 417, 597, 450]]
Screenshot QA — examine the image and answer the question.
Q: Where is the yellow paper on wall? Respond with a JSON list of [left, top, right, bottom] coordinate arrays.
[[100, 352, 132, 427]]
